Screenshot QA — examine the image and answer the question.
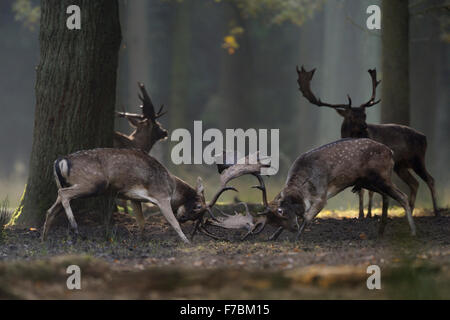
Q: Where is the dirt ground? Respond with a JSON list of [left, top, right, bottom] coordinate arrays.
[[0, 206, 449, 299]]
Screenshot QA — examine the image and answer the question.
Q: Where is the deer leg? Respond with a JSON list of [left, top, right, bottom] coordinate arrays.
[[296, 200, 326, 241], [42, 196, 64, 241], [295, 219, 308, 241], [412, 159, 440, 216], [130, 200, 145, 234], [58, 184, 104, 236], [378, 182, 416, 236], [378, 195, 389, 236], [268, 227, 284, 241], [190, 219, 201, 240], [367, 191, 374, 218], [395, 166, 419, 215], [158, 199, 190, 244], [358, 189, 365, 219]]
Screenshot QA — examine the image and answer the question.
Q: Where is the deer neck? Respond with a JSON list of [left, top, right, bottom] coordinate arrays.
[[340, 119, 369, 138], [171, 176, 197, 210]]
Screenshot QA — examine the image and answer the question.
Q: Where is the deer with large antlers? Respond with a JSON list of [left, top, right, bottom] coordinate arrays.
[[41, 148, 235, 243], [114, 82, 168, 153], [296, 66, 439, 219], [209, 139, 417, 241], [114, 83, 168, 214]]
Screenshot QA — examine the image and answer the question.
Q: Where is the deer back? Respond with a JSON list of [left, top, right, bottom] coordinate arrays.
[[57, 148, 175, 201], [284, 139, 394, 196]]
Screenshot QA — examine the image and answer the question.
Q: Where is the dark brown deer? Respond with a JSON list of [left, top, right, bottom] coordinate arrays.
[[210, 139, 416, 241], [114, 83, 168, 213], [41, 148, 234, 243], [297, 66, 439, 219], [114, 82, 168, 153]]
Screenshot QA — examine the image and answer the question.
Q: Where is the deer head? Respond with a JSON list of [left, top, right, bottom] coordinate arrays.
[[115, 83, 168, 152], [296, 66, 381, 138], [176, 177, 237, 224]]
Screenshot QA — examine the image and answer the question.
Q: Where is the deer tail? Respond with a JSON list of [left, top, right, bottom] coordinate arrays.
[[53, 158, 71, 189]]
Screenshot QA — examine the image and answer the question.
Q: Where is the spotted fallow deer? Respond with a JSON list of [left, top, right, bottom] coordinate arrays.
[[297, 66, 439, 219], [209, 139, 417, 241], [41, 148, 235, 243]]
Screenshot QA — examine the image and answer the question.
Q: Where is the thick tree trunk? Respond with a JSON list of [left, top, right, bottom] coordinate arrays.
[[381, 0, 410, 125], [13, 0, 121, 227]]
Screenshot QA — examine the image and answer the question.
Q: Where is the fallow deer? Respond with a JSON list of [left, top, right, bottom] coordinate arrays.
[[209, 139, 416, 241], [41, 148, 235, 243], [114, 83, 168, 213], [114, 82, 168, 153], [297, 66, 439, 219]]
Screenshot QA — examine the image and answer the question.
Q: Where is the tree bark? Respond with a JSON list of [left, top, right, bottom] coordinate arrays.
[[13, 0, 122, 227], [381, 0, 410, 125]]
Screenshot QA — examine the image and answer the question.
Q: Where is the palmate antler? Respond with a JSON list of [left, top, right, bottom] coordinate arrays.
[[296, 65, 381, 110], [137, 82, 167, 121], [195, 152, 272, 240], [296, 65, 352, 110], [116, 83, 167, 122], [360, 69, 381, 108], [217, 151, 271, 207], [207, 203, 267, 241]]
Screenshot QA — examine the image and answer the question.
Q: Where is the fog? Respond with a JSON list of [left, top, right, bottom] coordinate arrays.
[[0, 0, 448, 209]]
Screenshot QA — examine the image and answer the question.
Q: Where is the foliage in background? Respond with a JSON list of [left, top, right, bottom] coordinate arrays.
[[0, 198, 12, 231], [232, 0, 325, 25], [165, 0, 324, 54], [12, 0, 40, 31], [222, 0, 325, 54]]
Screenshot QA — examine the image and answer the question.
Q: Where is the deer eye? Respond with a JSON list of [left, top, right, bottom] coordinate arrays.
[[277, 208, 284, 216], [196, 204, 202, 209]]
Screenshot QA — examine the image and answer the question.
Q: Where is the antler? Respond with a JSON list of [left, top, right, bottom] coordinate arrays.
[[296, 65, 352, 110], [219, 152, 270, 185], [360, 69, 381, 108], [207, 186, 238, 208], [207, 203, 267, 240], [219, 152, 270, 208], [137, 82, 167, 121]]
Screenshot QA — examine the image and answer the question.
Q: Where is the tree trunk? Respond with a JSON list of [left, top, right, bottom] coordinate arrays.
[[12, 0, 122, 227], [169, 1, 192, 132], [381, 0, 410, 125]]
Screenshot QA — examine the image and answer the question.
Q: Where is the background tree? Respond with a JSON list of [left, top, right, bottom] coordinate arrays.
[[381, 0, 410, 125], [11, 0, 122, 226]]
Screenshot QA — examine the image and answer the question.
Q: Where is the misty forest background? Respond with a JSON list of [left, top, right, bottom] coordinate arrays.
[[0, 0, 449, 214]]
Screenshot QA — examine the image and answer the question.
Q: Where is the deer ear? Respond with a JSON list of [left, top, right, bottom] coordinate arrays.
[[335, 109, 347, 117], [196, 177, 205, 195]]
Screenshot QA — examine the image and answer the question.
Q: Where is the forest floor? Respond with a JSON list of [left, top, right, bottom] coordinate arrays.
[[0, 206, 449, 299]]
